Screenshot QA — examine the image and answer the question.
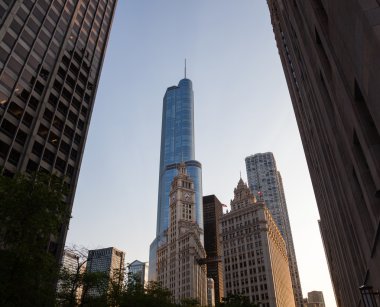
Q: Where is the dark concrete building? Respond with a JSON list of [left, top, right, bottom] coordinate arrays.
[[267, 1, 380, 306], [203, 195, 224, 304], [0, 0, 117, 260]]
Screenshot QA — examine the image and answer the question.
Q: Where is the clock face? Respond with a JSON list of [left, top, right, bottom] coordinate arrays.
[[184, 192, 190, 200]]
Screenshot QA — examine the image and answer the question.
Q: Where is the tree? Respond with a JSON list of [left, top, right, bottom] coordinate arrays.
[[180, 297, 201, 306], [221, 294, 259, 307], [0, 171, 70, 307]]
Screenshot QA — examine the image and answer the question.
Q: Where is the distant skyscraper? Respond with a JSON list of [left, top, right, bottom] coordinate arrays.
[[0, 0, 117, 260], [221, 178, 295, 306], [156, 163, 207, 305], [86, 247, 125, 297], [149, 74, 203, 280], [245, 152, 303, 306], [203, 195, 224, 304], [267, 1, 380, 306], [57, 250, 85, 303], [306, 291, 325, 307], [127, 260, 149, 286]]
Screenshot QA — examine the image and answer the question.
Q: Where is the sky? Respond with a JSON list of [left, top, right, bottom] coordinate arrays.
[[66, 1, 337, 306]]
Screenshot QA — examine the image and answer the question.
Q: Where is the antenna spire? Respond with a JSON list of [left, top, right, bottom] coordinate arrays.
[[184, 59, 187, 78]]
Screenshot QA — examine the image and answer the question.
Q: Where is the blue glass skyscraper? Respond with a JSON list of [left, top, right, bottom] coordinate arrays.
[[149, 77, 203, 280]]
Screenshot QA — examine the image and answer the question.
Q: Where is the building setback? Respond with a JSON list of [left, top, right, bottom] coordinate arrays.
[[221, 178, 295, 307], [245, 152, 303, 306], [0, 0, 117, 260], [267, 1, 380, 306], [150, 75, 203, 281], [203, 194, 224, 304], [157, 163, 207, 305]]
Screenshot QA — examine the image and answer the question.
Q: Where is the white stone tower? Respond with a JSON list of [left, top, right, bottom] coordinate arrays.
[[156, 162, 207, 305]]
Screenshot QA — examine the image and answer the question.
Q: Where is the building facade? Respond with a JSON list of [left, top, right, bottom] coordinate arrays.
[[86, 247, 125, 297], [127, 260, 148, 286], [57, 249, 85, 303], [305, 291, 325, 307], [221, 178, 295, 307], [245, 152, 303, 305], [0, 0, 117, 260], [157, 163, 207, 305], [207, 278, 215, 307], [203, 194, 224, 304], [150, 76, 203, 280], [267, 1, 380, 306]]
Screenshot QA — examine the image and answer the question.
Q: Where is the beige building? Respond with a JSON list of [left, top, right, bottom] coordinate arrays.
[[267, 1, 380, 306], [303, 290, 326, 307], [157, 163, 207, 305], [221, 178, 295, 307]]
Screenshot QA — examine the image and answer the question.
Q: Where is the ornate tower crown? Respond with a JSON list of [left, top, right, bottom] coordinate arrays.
[[230, 178, 257, 211]]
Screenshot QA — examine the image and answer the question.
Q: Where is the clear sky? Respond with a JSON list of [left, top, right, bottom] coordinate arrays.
[[67, 1, 337, 306]]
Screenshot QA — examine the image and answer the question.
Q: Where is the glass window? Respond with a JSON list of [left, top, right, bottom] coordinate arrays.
[[8, 149, 21, 166], [16, 6, 28, 21], [8, 56, 23, 75], [14, 42, 29, 60], [0, 118, 17, 138], [22, 112, 33, 127], [8, 101, 23, 119], [10, 19, 23, 35], [3, 31, 16, 48], [26, 159, 38, 173]]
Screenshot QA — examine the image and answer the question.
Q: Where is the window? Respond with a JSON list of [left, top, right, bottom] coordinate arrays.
[[37, 124, 49, 137], [59, 141, 70, 154], [22, 112, 33, 127], [0, 119, 17, 138], [32, 141, 44, 156], [43, 148, 55, 164], [0, 140, 10, 159], [55, 157, 66, 172], [8, 102, 24, 119], [28, 95, 39, 110], [57, 101, 68, 116], [8, 149, 21, 166], [15, 129, 27, 145]]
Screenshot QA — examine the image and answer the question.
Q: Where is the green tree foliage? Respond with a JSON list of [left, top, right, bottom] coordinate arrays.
[[118, 274, 176, 307], [220, 294, 259, 307], [180, 297, 201, 306], [0, 171, 70, 307]]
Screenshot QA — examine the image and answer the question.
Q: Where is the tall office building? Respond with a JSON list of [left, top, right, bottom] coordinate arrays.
[[57, 249, 86, 303], [245, 152, 303, 306], [221, 178, 295, 307], [85, 247, 125, 297], [127, 260, 149, 286], [305, 291, 325, 307], [156, 163, 207, 305], [149, 75, 203, 280], [0, 0, 117, 260], [203, 195, 224, 304], [267, 1, 380, 306]]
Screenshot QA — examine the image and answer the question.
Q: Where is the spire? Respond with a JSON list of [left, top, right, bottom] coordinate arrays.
[[184, 58, 187, 78]]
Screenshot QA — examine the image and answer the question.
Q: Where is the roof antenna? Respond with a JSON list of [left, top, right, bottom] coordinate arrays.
[[184, 58, 187, 78]]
